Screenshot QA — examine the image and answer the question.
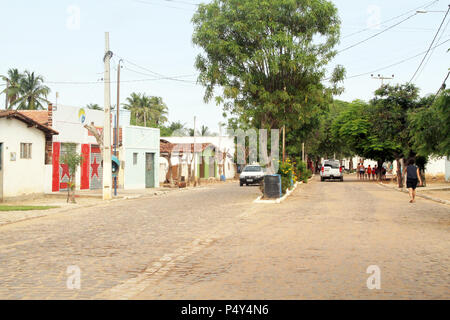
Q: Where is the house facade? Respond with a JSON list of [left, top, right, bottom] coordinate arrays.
[[160, 136, 236, 183], [121, 126, 160, 189], [0, 111, 58, 201], [15, 104, 160, 193], [50, 104, 160, 191]]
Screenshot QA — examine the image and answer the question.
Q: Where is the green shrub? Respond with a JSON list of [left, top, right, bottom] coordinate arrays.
[[295, 159, 312, 183], [278, 159, 295, 194]]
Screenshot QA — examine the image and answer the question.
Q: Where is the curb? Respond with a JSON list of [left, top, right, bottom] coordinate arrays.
[[378, 183, 450, 206], [253, 182, 301, 204], [253, 175, 315, 204]]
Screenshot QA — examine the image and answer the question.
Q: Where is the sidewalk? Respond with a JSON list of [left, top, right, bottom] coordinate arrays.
[[378, 180, 450, 205], [0, 180, 238, 227]]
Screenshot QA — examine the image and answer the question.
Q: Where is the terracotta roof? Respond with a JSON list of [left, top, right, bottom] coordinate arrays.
[[160, 139, 215, 154], [18, 110, 49, 126], [0, 110, 58, 135]]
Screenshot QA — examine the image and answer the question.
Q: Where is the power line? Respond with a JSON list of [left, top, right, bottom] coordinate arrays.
[[409, 5, 450, 83], [163, 0, 200, 6], [338, 13, 420, 54], [342, 0, 440, 39], [132, 0, 196, 11], [123, 65, 197, 82], [415, 17, 450, 81], [326, 37, 450, 81], [115, 54, 199, 84], [46, 74, 198, 85]]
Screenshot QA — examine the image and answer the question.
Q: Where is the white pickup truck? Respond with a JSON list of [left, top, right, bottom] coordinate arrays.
[[320, 160, 344, 182]]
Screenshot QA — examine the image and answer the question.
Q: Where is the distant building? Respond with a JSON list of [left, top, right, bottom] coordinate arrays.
[[0, 110, 58, 201], [160, 136, 236, 183]]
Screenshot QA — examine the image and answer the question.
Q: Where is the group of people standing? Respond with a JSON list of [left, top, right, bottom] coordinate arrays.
[[357, 163, 386, 181]]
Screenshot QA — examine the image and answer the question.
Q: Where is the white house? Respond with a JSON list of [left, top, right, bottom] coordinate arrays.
[[16, 104, 160, 193], [0, 111, 58, 201]]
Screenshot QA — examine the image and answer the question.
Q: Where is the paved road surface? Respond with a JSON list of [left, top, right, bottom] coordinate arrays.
[[0, 177, 448, 299]]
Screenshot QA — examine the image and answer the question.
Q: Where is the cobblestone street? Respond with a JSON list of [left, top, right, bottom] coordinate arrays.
[[0, 177, 448, 299]]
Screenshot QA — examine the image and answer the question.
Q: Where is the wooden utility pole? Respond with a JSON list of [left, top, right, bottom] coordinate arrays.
[[103, 32, 112, 200], [302, 142, 305, 162], [193, 116, 197, 185], [282, 125, 286, 162]]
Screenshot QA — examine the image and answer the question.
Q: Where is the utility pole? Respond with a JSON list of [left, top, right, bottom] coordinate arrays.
[[282, 86, 286, 163], [114, 59, 123, 196], [116, 59, 122, 155], [5, 79, 9, 109], [302, 142, 305, 162], [103, 32, 113, 200], [282, 125, 286, 162], [193, 116, 197, 185], [371, 74, 394, 86]]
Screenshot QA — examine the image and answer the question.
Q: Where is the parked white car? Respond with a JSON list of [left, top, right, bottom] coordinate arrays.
[[320, 160, 344, 182], [239, 165, 265, 186]]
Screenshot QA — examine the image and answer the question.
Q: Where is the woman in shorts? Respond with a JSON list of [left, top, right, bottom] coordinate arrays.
[[403, 158, 423, 203], [359, 164, 365, 180]]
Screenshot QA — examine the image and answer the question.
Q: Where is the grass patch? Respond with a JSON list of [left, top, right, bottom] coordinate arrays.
[[0, 205, 59, 212]]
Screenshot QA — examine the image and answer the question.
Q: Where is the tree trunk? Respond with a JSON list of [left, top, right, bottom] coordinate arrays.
[[84, 123, 104, 160], [223, 150, 227, 177], [167, 153, 174, 185], [396, 158, 403, 188], [377, 160, 383, 181], [177, 154, 182, 184]]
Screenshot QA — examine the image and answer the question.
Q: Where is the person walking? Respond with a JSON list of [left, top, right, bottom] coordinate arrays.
[[403, 158, 423, 203], [359, 163, 365, 181]]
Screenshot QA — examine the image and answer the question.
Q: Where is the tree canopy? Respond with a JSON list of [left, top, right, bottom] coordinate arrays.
[[192, 0, 345, 134], [1, 69, 50, 110], [123, 92, 169, 127]]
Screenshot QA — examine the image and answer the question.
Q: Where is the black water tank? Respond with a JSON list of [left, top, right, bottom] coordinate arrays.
[[264, 174, 282, 199]]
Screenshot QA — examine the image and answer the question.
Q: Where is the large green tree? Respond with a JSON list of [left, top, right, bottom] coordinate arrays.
[[331, 99, 399, 180], [192, 0, 344, 163], [296, 99, 353, 165], [369, 83, 423, 186], [408, 89, 450, 157]]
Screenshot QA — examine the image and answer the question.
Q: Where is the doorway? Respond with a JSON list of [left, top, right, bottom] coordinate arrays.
[[145, 153, 155, 188]]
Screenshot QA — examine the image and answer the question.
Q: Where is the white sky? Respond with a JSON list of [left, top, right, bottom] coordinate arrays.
[[0, 0, 448, 133]]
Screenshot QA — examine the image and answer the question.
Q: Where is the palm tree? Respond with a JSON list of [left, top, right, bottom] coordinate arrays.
[[148, 96, 168, 126], [1, 68, 24, 108], [86, 103, 102, 110], [123, 92, 169, 127], [200, 125, 210, 136], [123, 92, 144, 126], [14, 71, 50, 110]]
